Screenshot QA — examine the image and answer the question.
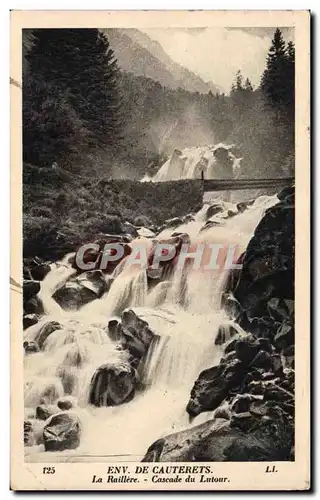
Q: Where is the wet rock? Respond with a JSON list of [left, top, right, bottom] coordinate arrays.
[[71, 236, 131, 274], [274, 322, 294, 350], [206, 203, 224, 220], [35, 321, 62, 350], [236, 199, 254, 213], [24, 420, 35, 446], [277, 185, 294, 201], [147, 234, 190, 279], [30, 262, 51, 281], [23, 280, 40, 302], [23, 340, 39, 354], [267, 297, 293, 322], [223, 419, 293, 461], [53, 282, 98, 310], [187, 365, 228, 418], [224, 336, 238, 355], [76, 270, 108, 298], [257, 337, 273, 353], [270, 354, 283, 376], [122, 221, 139, 238], [200, 219, 221, 232], [119, 309, 155, 359], [214, 406, 231, 420], [57, 396, 77, 411], [234, 334, 260, 364], [24, 296, 44, 315], [89, 361, 136, 407], [43, 412, 81, 452], [251, 350, 272, 370], [230, 411, 259, 432], [108, 319, 120, 341], [23, 314, 39, 330], [230, 394, 262, 414], [282, 346, 294, 369], [243, 315, 279, 340], [264, 384, 294, 403], [24, 419, 45, 446], [187, 357, 247, 418], [233, 195, 294, 323], [215, 324, 239, 346], [143, 414, 293, 462], [36, 404, 59, 421], [247, 380, 266, 395], [142, 418, 233, 462]]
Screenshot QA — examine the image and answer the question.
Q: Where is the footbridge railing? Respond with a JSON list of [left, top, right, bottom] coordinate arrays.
[[201, 177, 294, 192]]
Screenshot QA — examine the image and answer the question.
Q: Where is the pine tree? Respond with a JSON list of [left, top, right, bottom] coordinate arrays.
[[260, 28, 290, 110], [235, 70, 244, 91], [244, 78, 253, 92], [24, 29, 123, 165], [285, 41, 295, 118]]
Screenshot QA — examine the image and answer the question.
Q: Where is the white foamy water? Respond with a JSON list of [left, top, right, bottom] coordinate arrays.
[[24, 192, 278, 460], [142, 143, 241, 182]]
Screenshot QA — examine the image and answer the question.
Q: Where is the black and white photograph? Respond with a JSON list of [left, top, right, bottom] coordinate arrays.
[[10, 10, 310, 491]]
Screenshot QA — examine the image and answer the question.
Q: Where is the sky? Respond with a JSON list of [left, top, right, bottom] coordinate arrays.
[[142, 27, 294, 93]]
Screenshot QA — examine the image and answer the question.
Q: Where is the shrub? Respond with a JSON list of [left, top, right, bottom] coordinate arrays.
[[30, 206, 53, 218]]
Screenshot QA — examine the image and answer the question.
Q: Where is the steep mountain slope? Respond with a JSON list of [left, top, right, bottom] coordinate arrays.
[[102, 28, 219, 94]]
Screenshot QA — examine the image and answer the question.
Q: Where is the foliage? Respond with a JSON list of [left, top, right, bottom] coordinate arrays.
[[23, 29, 123, 167], [23, 164, 203, 260]]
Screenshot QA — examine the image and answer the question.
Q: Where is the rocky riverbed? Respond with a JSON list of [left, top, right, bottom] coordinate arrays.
[[23, 187, 294, 460]]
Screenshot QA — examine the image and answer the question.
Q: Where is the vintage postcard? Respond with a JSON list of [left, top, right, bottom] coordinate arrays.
[[10, 10, 310, 491]]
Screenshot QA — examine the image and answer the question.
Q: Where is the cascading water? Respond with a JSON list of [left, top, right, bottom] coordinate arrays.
[[142, 143, 240, 182], [24, 192, 278, 461]]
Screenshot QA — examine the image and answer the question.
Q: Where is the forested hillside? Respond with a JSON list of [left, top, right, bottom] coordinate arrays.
[[22, 28, 294, 257], [23, 28, 294, 180]]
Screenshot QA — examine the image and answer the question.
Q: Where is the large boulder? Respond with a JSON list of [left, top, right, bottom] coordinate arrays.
[[147, 234, 190, 283], [233, 193, 294, 321], [187, 353, 247, 419], [52, 271, 108, 310], [186, 333, 278, 419], [119, 309, 155, 359], [71, 235, 132, 273], [142, 412, 292, 462], [43, 412, 81, 452], [88, 361, 136, 407]]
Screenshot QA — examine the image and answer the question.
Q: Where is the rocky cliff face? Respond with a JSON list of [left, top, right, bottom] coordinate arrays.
[[143, 186, 295, 462]]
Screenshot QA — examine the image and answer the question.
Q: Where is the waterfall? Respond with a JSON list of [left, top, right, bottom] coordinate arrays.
[[24, 192, 279, 460], [143, 143, 239, 182]]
